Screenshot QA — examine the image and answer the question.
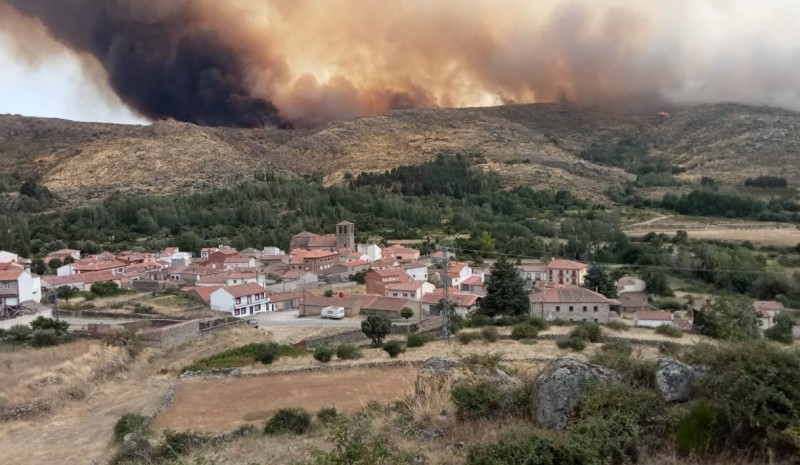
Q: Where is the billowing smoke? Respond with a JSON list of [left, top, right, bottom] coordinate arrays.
[[1, 0, 799, 128]]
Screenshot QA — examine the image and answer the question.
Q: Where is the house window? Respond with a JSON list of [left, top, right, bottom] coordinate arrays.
[[593, 306, 598, 312], [569, 306, 574, 312], [583, 306, 587, 312], [235, 298, 241, 304], [555, 306, 560, 312], [593, 319, 598, 323]]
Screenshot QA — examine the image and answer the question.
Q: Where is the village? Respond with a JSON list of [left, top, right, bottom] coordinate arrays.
[[1, 220, 797, 340]]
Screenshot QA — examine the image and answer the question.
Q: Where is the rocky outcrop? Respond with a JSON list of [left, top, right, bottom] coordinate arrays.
[[532, 358, 620, 430], [654, 357, 695, 402], [415, 358, 466, 396]]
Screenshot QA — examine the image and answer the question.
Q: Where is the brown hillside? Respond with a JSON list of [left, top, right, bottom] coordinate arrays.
[[649, 103, 800, 185], [1, 102, 799, 203]]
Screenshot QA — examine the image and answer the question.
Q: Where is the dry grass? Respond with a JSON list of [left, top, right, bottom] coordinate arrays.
[[0, 340, 129, 405], [623, 215, 800, 246], [154, 366, 417, 433]]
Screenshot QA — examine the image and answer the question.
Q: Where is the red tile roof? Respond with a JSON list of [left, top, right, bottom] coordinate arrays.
[[221, 283, 266, 298], [635, 310, 674, 321], [421, 288, 480, 307], [461, 275, 483, 286], [546, 259, 589, 270], [529, 286, 610, 304], [386, 281, 423, 292], [72, 259, 126, 272], [0, 268, 24, 280], [191, 285, 223, 304], [308, 236, 338, 248], [754, 300, 785, 314], [362, 296, 413, 313], [343, 260, 369, 267], [370, 268, 406, 278], [519, 264, 547, 272]]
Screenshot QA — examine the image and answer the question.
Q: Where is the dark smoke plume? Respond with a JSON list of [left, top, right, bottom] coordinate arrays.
[[1, 0, 283, 128], [2, 0, 799, 127]]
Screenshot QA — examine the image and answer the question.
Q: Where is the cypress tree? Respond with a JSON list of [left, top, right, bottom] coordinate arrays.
[[478, 256, 529, 317]]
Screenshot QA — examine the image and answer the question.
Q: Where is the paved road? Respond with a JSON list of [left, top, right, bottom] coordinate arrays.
[[249, 310, 362, 329], [62, 317, 137, 328]]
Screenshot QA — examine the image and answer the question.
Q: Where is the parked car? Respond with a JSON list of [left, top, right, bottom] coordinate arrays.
[[321, 306, 345, 320], [246, 319, 258, 328]]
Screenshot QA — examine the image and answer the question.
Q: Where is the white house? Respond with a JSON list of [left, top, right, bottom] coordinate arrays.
[[634, 310, 674, 328], [420, 289, 481, 317], [754, 300, 785, 329], [519, 264, 548, 284], [0, 250, 20, 264], [262, 246, 286, 256], [210, 283, 272, 317], [617, 276, 647, 294], [357, 244, 382, 263], [446, 262, 472, 288], [157, 247, 192, 266], [385, 281, 436, 301], [0, 265, 42, 307], [402, 262, 429, 282]]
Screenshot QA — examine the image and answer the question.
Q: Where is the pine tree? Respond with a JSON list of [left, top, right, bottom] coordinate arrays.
[[583, 264, 618, 298], [478, 256, 529, 317]]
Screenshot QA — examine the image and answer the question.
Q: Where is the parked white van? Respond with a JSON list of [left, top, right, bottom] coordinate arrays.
[[321, 306, 345, 319]]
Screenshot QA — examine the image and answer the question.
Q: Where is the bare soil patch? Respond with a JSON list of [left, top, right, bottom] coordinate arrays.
[[624, 216, 800, 246], [154, 366, 418, 433]]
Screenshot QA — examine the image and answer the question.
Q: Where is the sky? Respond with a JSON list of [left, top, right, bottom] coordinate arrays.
[[0, 0, 799, 126]]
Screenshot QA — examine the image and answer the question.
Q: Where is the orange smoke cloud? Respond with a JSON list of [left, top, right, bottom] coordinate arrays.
[[1, 0, 799, 127]]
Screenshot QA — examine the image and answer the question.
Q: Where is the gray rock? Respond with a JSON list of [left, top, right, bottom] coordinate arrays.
[[532, 358, 620, 430], [655, 357, 695, 402], [415, 358, 465, 396]]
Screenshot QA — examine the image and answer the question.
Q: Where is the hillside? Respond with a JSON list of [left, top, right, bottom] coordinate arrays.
[[650, 103, 800, 185], [1, 102, 799, 202]]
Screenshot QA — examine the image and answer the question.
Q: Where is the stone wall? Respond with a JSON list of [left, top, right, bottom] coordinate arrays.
[[139, 317, 245, 348]]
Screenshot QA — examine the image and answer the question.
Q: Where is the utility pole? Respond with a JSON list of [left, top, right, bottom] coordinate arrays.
[[52, 286, 59, 322], [442, 246, 451, 343]]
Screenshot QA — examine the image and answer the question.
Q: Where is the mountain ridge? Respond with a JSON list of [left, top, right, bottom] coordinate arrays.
[[1, 102, 798, 203]]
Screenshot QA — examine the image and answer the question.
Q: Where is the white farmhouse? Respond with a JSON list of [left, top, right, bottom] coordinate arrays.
[[210, 283, 272, 317], [0, 265, 42, 307], [402, 262, 429, 282], [356, 244, 382, 262]]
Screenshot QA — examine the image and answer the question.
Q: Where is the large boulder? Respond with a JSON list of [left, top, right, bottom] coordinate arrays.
[[532, 358, 620, 430], [654, 357, 695, 402]]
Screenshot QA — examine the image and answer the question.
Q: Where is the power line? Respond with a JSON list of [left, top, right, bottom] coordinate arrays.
[[445, 246, 795, 276]]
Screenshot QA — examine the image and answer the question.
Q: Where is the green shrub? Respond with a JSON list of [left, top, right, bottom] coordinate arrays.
[[182, 342, 306, 372], [30, 329, 62, 347], [684, 341, 800, 458], [604, 320, 629, 332], [406, 333, 432, 348], [316, 407, 338, 425], [293, 417, 410, 465], [466, 429, 573, 465], [569, 383, 668, 463], [113, 413, 151, 442], [654, 324, 683, 338], [481, 326, 499, 343], [556, 336, 586, 351], [254, 344, 278, 365], [90, 281, 123, 297], [452, 381, 501, 420], [590, 342, 656, 388], [462, 352, 503, 369], [569, 323, 602, 343], [674, 400, 723, 456], [597, 339, 633, 357], [335, 344, 362, 360], [658, 341, 683, 357], [382, 340, 405, 358], [528, 317, 550, 331], [519, 338, 538, 345], [265, 408, 312, 435], [510, 324, 538, 340], [158, 430, 208, 458], [456, 331, 481, 345], [313, 346, 335, 363], [467, 314, 493, 328]]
